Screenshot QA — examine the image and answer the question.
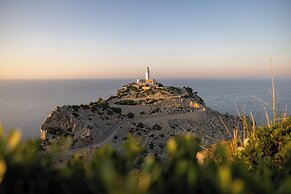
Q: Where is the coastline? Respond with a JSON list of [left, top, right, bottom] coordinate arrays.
[[40, 81, 246, 162], [0, 79, 290, 139]]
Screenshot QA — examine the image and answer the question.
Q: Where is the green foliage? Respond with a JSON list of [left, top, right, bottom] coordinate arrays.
[[234, 117, 291, 188], [89, 98, 109, 112], [71, 112, 79, 117], [0, 118, 291, 193], [127, 112, 135, 118], [110, 107, 122, 114], [106, 109, 114, 115], [115, 100, 138, 105], [166, 86, 181, 94], [184, 86, 193, 94]]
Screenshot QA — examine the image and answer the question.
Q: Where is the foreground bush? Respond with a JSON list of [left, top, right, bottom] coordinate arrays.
[[234, 117, 291, 188], [0, 118, 291, 194]]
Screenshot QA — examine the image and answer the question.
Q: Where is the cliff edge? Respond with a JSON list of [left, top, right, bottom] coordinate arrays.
[[40, 82, 244, 159]]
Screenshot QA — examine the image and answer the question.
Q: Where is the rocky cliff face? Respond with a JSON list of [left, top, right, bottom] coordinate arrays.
[[40, 99, 124, 148], [40, 83, 246, 159]]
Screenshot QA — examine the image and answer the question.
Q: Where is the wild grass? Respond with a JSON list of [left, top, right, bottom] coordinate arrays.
[[1, 118, 291, 194], [223, 58, 289, 159], [0, 86, 290, 194], [0, 58, 290, 194]]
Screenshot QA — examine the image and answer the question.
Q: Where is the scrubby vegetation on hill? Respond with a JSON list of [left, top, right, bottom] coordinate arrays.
[[116, 83, 181, 99], [41, 84, 208, 148], [0, 117, 291, 194]]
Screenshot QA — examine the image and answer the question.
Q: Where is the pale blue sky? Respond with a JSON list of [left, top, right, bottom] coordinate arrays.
[[0, 0, 290, 79]]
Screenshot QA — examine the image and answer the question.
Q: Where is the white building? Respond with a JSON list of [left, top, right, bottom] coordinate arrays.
[[145, 66, 150, 80], [136, 66, 156, 85]]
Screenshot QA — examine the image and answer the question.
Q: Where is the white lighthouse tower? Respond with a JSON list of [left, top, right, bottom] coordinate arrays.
[[145, 66, 150, 80], [136, 66, 156, 85]]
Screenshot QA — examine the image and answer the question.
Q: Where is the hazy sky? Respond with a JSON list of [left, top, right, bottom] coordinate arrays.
[[0, 0, 290, 79]]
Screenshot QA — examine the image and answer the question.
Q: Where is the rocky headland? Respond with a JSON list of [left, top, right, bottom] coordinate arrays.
[[40, 81, 245, 161]]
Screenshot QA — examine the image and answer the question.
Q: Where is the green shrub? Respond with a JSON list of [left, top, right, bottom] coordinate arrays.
[[72, 112, 79, 117], [234, 117, 291, 187], [153, 124, 162, 131], [0, 118, 291, 193], [115, 100, 138, 106], [106, 110, 113, 115], [127, 112, 135, 118], [110, 107, 122, 114], [136, 123, 144, 128]]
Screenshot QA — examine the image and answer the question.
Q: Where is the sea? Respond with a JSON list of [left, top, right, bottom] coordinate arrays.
[[0, 79, 290, 139]]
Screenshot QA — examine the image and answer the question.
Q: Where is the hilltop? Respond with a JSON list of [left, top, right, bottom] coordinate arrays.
[[40, 81, 245, 162]]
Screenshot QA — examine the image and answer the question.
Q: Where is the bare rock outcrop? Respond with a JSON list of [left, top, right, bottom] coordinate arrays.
[[40, 99, 124, 148], [40, 82, 247, 158]]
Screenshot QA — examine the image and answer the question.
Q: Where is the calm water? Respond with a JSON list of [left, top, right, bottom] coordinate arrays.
[[0, 79, 290, 139]]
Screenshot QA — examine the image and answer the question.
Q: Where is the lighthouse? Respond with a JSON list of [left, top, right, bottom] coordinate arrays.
[[145, 66, 150, 80], [136, 66, 156, 85]]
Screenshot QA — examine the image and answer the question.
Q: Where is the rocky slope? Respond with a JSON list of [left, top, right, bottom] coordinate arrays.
[[40, 82, 245, 160], [40, 98, 125, 148]]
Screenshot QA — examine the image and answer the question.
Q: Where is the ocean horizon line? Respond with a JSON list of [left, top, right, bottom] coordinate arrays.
[[1, 78, 291, 81]]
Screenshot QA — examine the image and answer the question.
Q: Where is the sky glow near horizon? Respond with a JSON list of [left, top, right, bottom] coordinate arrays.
[[0, 0, 290, 79]]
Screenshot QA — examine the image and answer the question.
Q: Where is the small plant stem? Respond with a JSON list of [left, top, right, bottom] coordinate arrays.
[[270, 57, 277, 124]]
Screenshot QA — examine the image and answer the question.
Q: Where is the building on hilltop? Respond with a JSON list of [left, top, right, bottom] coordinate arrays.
[[136, 67, 157, 85], [145, 66, 150, 80]]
